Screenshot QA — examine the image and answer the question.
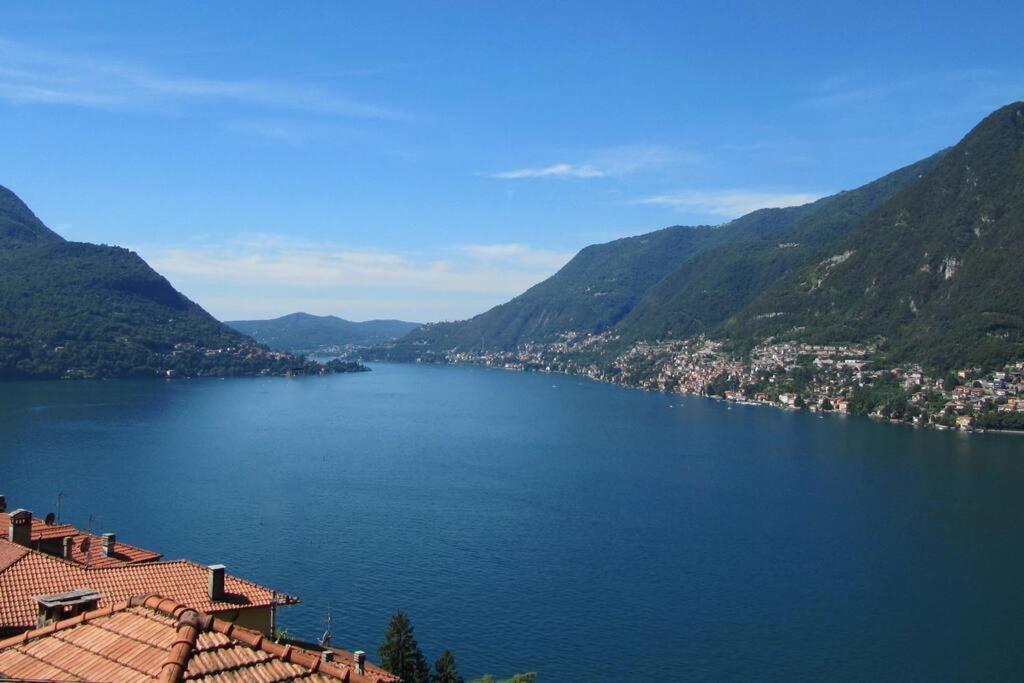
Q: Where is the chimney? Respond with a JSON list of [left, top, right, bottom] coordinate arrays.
[[321, 650, 334, 663], [0, 494, 6, 513], [8, 509, 32, 547], [101, 533, 116, 557], [63, 536, 73, 559], [208, 564, 226, 601], [354, 650, 366, 674], [34, 589, 102, 628]]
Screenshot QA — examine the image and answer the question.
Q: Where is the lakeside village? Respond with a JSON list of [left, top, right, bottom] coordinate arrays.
[[0, 496, 511, 683], [163, 341, 369, 378], [436, 333, 1024, 433]]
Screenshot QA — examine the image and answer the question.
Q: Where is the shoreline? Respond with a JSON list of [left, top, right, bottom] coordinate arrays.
[[431, 358, 1023, 437]]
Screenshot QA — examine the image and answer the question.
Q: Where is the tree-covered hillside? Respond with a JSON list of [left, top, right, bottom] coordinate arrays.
[[383, 103, 1024, 373], [228, 312, 421, 351], [725, 102, 1024, 368], [388, 149, 944, 358], [391, 202, 837, 355], [395, 226, 717, 353], [618, 152, 945, 342], [0, 185, 64, 248], [0, 184, 358, 379]]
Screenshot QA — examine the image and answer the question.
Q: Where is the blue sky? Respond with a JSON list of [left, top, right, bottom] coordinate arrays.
[[1, 2, 1022, 322]]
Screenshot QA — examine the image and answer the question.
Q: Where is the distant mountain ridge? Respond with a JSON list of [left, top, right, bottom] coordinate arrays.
[[392, 203, 843, 355], [228, 312, 421, 352], [390, 149, 944, 358], [0, 185, 355, 379], [386, 102, 1024, 371]]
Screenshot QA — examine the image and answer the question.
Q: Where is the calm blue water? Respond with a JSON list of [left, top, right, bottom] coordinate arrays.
[[2, 363, 1023, 680]]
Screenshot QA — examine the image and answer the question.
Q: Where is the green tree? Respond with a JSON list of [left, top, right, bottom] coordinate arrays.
[[432, 650, 464, 683], [468, 675, 537, 683], [379, 611, 430, 683]]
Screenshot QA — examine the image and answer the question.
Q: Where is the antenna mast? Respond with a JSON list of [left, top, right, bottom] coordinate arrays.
[[318, 608, 332, 648], [55, 491, 66, 522]]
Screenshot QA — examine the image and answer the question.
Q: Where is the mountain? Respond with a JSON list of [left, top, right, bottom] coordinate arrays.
[[386, 103, 1024, 372], [390, 149, 942, 358], [393, 207, 831, 355], [227, 312, 421, 351], [395, 226, 715, 354], [724, 101, 1024, 368], [0, 185, 63, 248], [0, 185, 355, 379], [617, 151, 945, 342]]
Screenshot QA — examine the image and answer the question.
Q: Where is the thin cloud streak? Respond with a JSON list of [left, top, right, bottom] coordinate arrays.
[[0, 37, 409, 120], [804, 69, 1024, 113], [634, 189, 825, 218], [457, 243, 573, 269], [486, 144, 687, 180], [490, 163, 606, 179]]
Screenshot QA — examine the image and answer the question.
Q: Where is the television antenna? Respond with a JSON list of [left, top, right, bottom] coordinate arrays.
[[318, 608, 332, 648], [55, 491, 66, 522]]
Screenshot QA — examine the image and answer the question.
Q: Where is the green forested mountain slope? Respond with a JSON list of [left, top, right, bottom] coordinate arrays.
[[390, 149, 941, 356], [393, 203, 835, 354], [387, 103, 1023, 372], [394, 226, 717, 353], [228, 312, 421, 351], [0, 186, 328, 379], [618, 152, 945, 342], [0, 185, 64, 247], [725, 102, 1024, 368], [0, 240, 282, 378]]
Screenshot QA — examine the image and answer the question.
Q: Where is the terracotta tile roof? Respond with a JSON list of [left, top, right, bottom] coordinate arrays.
[[0, 543, 28, 573], [0, 512, 78, 542], [0, 539, 296, 633], [0, 512, 163, 568], [0, 595, 398, 682], [63, 532, 163, 568]]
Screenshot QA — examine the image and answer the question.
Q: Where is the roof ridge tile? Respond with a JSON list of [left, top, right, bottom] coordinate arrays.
[[0, 541, 294, 630], [0, 599, 133, 650], [0, 593, 397, 683]]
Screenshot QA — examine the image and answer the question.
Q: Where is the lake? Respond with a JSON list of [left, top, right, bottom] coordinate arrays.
[[1, 362, 1023, 680]]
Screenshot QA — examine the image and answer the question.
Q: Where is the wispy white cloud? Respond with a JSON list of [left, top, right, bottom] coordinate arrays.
[[0, 37, 408, 120], [135, 235, 572, 321], [804, 69, 1024, 114], [490, 163, 606, 179], [486, 144, 687, 180], [0, 78, 125, 107], [633, 189, 824, 218], [458, 243, 573, 269]]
